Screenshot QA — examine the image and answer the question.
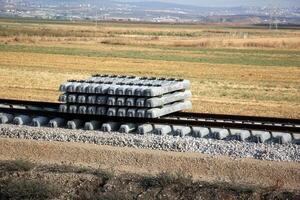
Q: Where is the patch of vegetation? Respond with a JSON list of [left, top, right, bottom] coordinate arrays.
[[0, 44, 299, 67], [92, 169, 114, 183], [88, 191, 133, 200], [0, 160, 299, 200], [160, 46, 300, 56], [0, 159, 35, 172], [140, 171, 192, 189], [44, 164, 92, 174], [44, 164, 114, 180], [0, 178, 60, 200]]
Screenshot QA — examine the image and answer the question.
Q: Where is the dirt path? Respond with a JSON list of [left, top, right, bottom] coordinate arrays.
[[0, 138, 299, 190]]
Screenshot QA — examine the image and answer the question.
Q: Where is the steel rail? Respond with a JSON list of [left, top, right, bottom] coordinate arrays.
[[1, 98, 299, 126], [0, 98, 58, 109], [170, 112, 300, 125], [0, 106, 299, 133]]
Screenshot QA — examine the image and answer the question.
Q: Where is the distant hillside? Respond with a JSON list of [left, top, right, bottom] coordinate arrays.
[[2, 0, 299, 24], [125, 1, 196, 10], [28, 0, 197, 10], [30, 0, 116, 6]]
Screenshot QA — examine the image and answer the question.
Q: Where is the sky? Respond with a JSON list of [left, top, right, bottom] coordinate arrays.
[[120, 0, 300, 7]]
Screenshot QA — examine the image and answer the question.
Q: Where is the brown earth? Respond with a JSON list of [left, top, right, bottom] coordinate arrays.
[[1, 160, 299, 200], [0, 138, 299, 191]]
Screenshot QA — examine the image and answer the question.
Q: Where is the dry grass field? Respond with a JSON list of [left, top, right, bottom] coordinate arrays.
[[0, 18, 299, 118]]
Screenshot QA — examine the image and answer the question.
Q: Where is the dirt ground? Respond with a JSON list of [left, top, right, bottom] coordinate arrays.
[[0, 138, 299, 192], [1, 160, 299, 200]]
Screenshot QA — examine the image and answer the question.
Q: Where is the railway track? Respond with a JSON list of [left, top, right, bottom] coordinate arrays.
[[0, 98, 299, 144]]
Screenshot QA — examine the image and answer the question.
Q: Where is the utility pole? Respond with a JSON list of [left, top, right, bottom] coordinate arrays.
[[96, 9, 98, 28], [269, 1, 279, 30]]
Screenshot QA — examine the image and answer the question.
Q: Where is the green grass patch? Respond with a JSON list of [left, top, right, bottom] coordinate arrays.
[[0, 178, 60, 199], [1, 44, 299, 67], [153, 45, 300, 57], [140, 171, 192, 189], [0, 159, 35, 172]]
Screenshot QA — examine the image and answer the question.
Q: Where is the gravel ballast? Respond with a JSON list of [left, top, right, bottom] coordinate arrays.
[[0, 124, 299, 162]]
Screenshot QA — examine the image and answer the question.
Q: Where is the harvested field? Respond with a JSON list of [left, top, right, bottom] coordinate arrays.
[[0, 18, 300, 199], [0, 18, 300, 118]]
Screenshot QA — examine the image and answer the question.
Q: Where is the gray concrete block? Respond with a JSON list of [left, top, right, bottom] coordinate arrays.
[[145, 101, 192, 118], [69, 105, 77, 114], [77, 83, 90, 93], [230, 129, 251, 141], [153, 124, 172, 136], [143, 80, 190, 97], [67, 82, 81, 93], [292, 133, 300, 140], [94, 85, 102, 94], [272, 132, 292, 144], [96, 107, 107, 115], [77, 95, 87, 104], [84, 121, 101, 130], [136, 108, 147, 118], [87, 106, 97, 115], [67, 94, 77, 103], [96, 96, 107, 105], [119, 123, 136, 133], [251, 131, 271, 143], [58, 75, 193, 118], [116, 97, 126, 106], [125, 86, 139, 96], [172, 126, 191, 137], [127, 108, 137, 118], [191, 127, 210, 138], [101, 122, 120, 132], [125, 98, 136, 107], [210, 128, 230, 140], [62, 75, 191, 98], [87, 95, 97, 104], [88, 75, 140, 86], [143, 87, 161, 97], [59, 104, 68, 113], [117, 108, 128, 117], [292, 133, 300, 144], [0, 113, 14, 124], [116, 86, 127, 95], [145, 108, 161, 118], [49, 118, 65, 128], [107, 107, 118, 116], [145, 90, 192, 107], [107, 85, 119, 95], [134, 87, 146, 96], [13, 115, 31, 125], [95, 84, 110, 94], [136, 98, 146, 107], [58, 94, 68, 103], [107, 97, 117, 106], [78, 106, 87, 114], [59, 82, 72, 92], [87, 83, 99, 93], [137, 124, 153, 135], [32, 116, 48, 127], [67, 119, 83, 130]]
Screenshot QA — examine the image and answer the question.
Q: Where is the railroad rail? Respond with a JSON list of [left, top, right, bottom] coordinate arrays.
[[0, 98, 299, 134]]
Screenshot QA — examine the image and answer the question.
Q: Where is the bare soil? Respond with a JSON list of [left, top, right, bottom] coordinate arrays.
[[0, 159, 299, 200], [0, 138, 299, 192]]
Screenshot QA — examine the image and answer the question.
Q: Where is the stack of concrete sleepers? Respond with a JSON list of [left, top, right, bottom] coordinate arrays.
[[58, 74, 192, 118]]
